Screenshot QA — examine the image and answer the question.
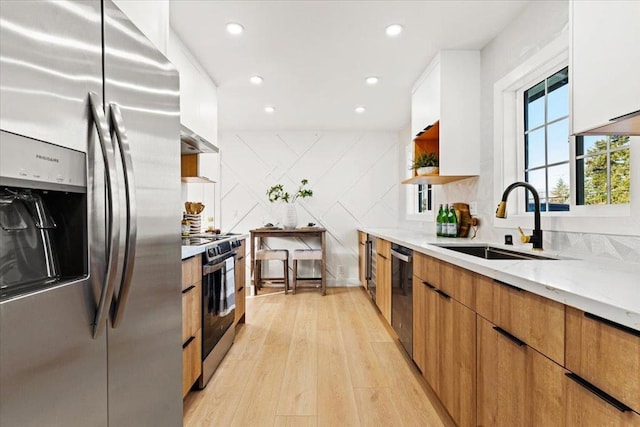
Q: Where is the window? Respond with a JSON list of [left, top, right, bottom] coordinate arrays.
[[522, 67, 570, 212], [576, 135, 630, 205], [417, 184, 432, 213], [494, 34, 638, 235]]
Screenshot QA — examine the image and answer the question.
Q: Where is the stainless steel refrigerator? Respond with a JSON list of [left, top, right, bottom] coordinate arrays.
[[0, 1, 182, 426]]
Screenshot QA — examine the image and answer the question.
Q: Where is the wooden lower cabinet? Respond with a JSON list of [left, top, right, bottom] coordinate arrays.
[[406, 246, 639, 426], [412, 276, 427, 374], [358, 231, 367, 289], [477, 315, 526, 426], [235, 239, 246, 325], [475, 273, 564, 365], [566, 306, 640, 413], [477, 316, 567, 427], [181, 256, 202, 398], [413, 276, 474, 426], [438, 293, 476, 427], [182, 282, 201, 342], [565, 372, 640, 426], [413, 276, 439, 390], [182, 334, 201, 397], [376, 251, 391, 323]]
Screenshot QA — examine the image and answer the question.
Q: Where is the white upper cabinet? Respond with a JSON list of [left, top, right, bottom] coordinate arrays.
[[570, 0, 640, 134], [167, 29, 218, 146], [408, 50, 480, 182], [411, 62, 440, 138]]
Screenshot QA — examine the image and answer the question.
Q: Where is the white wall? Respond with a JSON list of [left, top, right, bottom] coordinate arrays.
[[219, 131, 400, 285], [405, 0, 640, 263]]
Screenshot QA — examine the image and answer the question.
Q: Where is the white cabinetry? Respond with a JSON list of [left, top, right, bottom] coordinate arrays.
[[167, 29, 218, 146], [406, 51, 480, 184], [571, 0, 640, 134]]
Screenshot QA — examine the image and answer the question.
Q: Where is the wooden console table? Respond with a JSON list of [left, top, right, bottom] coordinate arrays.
[[249, 228, 326, 295]]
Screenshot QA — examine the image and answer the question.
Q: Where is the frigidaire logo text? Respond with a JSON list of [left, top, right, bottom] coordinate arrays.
[[36, 154, 59, 163]]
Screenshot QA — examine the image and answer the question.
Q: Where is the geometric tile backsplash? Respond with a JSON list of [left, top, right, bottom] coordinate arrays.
[[218, 131, 401, 285]]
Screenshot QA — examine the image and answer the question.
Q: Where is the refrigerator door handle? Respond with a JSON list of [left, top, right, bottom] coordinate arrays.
[[89, 91, 121, 339], [109, 102, 138, 328]]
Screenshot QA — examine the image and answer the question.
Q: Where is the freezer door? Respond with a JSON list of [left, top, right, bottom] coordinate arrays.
[[102, 2, 182, 426], [0, 279, 108, 427], [0, 0, 102, 153]]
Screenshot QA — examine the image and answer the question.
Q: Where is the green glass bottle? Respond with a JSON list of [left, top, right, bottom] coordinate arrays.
[[443, 204, 450, 237], [448, 205, 458, 238], [436, 204, 444, 236]]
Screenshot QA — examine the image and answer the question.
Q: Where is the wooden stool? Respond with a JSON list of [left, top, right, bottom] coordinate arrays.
[[292, 249, 324, 295], [255, 249, 289, 294]]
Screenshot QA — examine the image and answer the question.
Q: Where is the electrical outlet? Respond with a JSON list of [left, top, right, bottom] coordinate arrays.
[[469, 201, 478, 216]]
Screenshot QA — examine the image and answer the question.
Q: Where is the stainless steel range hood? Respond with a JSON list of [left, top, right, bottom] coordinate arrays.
[[180, 124, 219, 155], [574, 110, 640, 136]]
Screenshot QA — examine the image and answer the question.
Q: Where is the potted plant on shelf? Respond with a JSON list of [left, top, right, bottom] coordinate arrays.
[[410, 151, 439, 176], [266, 179, 313, 229]]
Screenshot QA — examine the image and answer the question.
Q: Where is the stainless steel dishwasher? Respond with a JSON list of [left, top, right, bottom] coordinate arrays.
[[391, 244, 413, 357]]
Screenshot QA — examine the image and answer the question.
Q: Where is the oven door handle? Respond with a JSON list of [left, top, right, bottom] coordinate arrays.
[[109, 103, 137, 329], [203, 260, 226, 276], [203, 253, 236, 276], [89, 91, 120, 339], [391, 248, 412, 263]]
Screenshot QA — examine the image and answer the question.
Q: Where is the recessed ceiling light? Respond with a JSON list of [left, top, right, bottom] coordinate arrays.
[[385, 24, 403, 37], [365, 76, 379, 85], [264, 106, 276, 113], [226, 22, 244, 35], [250, 75, 263, 85], [354, 106, 366, 114]]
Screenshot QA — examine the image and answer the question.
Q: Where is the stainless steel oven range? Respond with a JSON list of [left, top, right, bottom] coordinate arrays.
[[198, 237, 240, 389]]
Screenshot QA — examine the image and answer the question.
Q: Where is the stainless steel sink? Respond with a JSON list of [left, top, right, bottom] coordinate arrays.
[[435, 245, 557, 260]]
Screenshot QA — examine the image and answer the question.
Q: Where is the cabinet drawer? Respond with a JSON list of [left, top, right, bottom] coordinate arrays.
[[182, 281, 201, 342], [358, 231, 367, 244], [182, 333, 201, 398], [566, 306, 640, 413], [181, 256, 201, 290], [440, 262, 475, 310], [475, 276, 564, 364], [565, 370, 640, 426], [377, 238, 391, 259], [414, 252, 441, 288], [235, 287, 246, 325]]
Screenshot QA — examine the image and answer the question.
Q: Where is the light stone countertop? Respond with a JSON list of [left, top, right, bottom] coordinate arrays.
[[361, 227, 640, 332], [181, 234, 248, 260]]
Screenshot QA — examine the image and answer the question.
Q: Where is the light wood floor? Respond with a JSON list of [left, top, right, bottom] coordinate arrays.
[[183, 287, 454, 427]]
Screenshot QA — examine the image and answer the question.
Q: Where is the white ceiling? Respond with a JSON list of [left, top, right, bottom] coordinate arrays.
[[169, 1, 529, 132]]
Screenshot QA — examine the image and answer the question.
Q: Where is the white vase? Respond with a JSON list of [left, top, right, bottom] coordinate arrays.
[[282, 203, 297, 229]]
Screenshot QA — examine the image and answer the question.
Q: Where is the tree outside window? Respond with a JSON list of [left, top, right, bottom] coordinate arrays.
[[576, 135, 630, 205]]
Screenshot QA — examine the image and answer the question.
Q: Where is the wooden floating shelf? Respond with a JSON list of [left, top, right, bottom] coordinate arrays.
[[402, 174, 476, 185], [181, 176, 216, 184]]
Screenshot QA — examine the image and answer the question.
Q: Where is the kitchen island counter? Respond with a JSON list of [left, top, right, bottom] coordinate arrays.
[[361, 227, 640, 332]]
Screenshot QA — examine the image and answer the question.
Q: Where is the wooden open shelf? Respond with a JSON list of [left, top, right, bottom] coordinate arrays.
[[402, 174, 475, 185], [181, 154, 216, 184]]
